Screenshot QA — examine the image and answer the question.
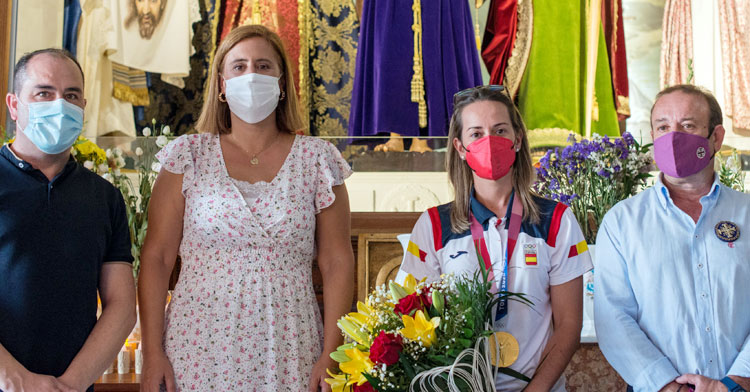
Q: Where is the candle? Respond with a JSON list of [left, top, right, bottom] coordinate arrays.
[[117, 348, 130, 374], [134, 344, 143, 374]]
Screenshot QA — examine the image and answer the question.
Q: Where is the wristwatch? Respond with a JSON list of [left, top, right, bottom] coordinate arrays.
[[721, 376, 747, 392]]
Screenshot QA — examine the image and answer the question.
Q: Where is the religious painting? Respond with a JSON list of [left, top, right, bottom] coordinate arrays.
[[124, 0, 168, 40]]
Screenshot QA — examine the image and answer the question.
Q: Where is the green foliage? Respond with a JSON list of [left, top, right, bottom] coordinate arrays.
[[718, 149, 746, 193]]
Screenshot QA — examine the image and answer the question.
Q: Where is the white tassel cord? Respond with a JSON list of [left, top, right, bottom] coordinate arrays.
[[409, 335, 500, 392]]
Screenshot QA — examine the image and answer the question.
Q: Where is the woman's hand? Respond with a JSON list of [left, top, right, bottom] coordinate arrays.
[[140, 351, 176, 392], [307, 355, 336, 392]]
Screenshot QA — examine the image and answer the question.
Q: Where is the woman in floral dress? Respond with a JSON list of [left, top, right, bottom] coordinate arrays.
[[138, 25, 354, 392]]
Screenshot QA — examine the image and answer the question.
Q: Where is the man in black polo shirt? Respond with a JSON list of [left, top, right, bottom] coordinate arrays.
[[0, 49, 136, 392]]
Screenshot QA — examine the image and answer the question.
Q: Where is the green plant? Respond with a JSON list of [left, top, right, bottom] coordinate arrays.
[[107, 120, 172, 279], [718, 149, 746, 192]]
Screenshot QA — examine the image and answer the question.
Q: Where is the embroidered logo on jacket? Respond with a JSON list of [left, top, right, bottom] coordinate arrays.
[[524, 244, 538, 265], [449, 251, 468, 259]]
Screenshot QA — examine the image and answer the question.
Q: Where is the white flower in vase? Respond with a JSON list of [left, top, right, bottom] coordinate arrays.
[[155, 135, 168, 148], [142, 127, 151, 137]]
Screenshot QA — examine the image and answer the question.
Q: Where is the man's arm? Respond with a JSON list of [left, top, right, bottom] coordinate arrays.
[[0, 343, 74, 392], [57, 263, 136, 391], [524, 277, 583, 391], [594, 217, 680, 391], [727, 333, 750, 390]]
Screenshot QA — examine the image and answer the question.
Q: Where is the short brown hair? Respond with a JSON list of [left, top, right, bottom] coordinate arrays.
[[13, 48, 84, 93], [651, 84, 723, 134], [446, 86, 539, 233], [195, 25, 303, 135]]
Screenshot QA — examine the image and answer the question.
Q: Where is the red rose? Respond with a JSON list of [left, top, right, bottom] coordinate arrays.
[[353, 382, 375, 392], [394, 293, 423, 316], [419, 287, 433, 307], [369, 331, 403, 366]]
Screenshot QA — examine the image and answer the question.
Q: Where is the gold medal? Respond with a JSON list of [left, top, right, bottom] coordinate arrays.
[[488, 331, 519, 368]]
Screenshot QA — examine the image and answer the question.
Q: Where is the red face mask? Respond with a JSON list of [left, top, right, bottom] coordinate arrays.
[[464, 135, 517, 180]]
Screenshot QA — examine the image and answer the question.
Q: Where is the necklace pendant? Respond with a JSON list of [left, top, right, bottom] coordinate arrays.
[[250, 157, 259, 165]]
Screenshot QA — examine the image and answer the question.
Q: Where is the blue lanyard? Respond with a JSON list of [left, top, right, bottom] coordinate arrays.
[[469, 191, 523, 322]]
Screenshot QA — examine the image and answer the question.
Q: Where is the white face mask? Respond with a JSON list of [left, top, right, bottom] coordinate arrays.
[[224, 73, 280, 124]]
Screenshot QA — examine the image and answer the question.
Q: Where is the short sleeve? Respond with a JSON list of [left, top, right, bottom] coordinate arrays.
[[104, 187, 134, 264], [155, 134, 198, 196], [548, 207, 593, 285], [314, 140, 353, 213], [395, 210, 442, 284]]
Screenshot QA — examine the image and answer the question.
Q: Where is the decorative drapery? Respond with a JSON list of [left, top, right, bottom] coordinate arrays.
[[298, 0, 359, 136], [481, 0, 518, 86], [219, 0, 301, 93], [517, 0, 620, 148], [348, 0, 482, 139], [602, 0, 629, 120], [137, 0, 220, 135], [717, 0, 750, 131], [660, 0, 692, 88], [63, 0, 82, 56], [76, 0, 136, 137]]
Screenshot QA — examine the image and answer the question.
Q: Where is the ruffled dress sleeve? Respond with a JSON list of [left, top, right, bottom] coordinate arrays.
[[314, 140, 353, 213], [155, 134, 199, 196]]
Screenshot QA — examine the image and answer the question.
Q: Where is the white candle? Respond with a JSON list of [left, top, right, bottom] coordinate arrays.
[[117, 350, 130, 374], [134, 348, 143, 374]]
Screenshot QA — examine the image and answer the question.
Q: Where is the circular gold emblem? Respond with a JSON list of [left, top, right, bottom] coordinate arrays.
[[715, 221, 740, 242], [489, 331, 519, 368]]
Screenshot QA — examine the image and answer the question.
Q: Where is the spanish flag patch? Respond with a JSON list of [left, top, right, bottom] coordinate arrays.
[[407, 240, 427, 262], [568, 240, 589, 258], [523, 244, 537, 265]]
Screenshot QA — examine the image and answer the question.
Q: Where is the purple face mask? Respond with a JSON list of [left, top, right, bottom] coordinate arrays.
[[653, 131, 712, 178]]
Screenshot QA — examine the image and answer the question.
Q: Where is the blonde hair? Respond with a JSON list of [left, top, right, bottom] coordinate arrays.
[[446, 86, 540, 233], [196, 25, 304, 134]]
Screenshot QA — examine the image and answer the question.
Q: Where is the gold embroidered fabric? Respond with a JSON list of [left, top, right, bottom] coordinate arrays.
[[717, 0, 750, 131], [660, 0, 693, 88], [298, 0, 359, 136], [112, 62, 150, 106], [504, 0, 533, 97]]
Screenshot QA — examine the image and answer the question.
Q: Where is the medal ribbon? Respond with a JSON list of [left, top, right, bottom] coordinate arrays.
[[469, 190, 523, 322]]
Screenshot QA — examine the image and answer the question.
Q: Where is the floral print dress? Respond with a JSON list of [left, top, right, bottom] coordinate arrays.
[[156, 133, 352, 391]]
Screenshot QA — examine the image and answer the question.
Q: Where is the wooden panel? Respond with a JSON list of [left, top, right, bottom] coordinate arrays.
[[0, 0, 13, 130], [95, 373, 139, 391], [351, 212, 420, 234], [356, 233, 405, 301]]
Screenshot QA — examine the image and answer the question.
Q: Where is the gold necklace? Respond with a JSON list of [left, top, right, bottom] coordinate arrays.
[[232, 132, 281, 165]]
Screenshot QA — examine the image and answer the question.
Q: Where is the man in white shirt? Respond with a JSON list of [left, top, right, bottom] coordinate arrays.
[[595, 84, 750, 392]]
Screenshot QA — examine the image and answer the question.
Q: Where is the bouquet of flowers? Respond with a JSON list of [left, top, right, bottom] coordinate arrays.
[[534, 132, 652, 244], [326, 269, 532, 392]]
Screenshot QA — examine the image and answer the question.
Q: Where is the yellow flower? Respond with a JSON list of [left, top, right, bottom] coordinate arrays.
[[400, 310, 440, 347], [73, 137, 106, 164], [347, 301, 374, 327], [325, 369, 351, 392], [337, 317, 369, 346], [339, 347, 374, 386]]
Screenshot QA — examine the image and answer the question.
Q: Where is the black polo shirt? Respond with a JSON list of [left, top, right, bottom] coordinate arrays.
[[0, 144, 133, 389]]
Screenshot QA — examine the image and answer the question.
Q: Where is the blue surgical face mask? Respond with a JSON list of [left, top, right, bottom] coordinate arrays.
[[21, 98, 84, 154]]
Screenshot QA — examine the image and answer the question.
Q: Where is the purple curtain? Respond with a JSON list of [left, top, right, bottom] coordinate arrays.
[[348, 0, 483, 138]]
